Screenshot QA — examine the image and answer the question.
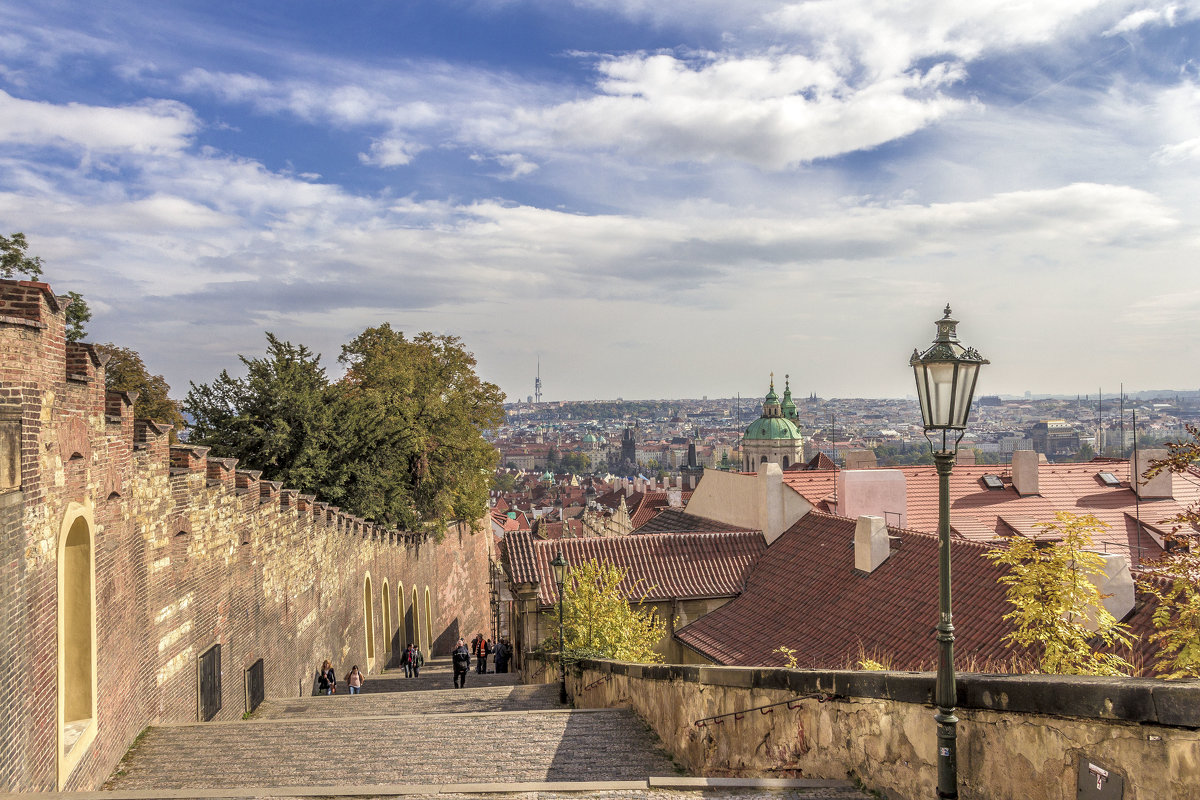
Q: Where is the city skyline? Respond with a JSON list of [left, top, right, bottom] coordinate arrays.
[[2, 2, 1198, 402]]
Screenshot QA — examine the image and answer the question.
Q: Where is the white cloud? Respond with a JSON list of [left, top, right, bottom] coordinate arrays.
[[359, 138, 426, 167], [0, 90, 196, 155]]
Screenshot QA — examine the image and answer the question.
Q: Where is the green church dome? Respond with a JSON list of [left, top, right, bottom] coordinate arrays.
[[582, 433, 598, 443], [744, 416, 802, 441]]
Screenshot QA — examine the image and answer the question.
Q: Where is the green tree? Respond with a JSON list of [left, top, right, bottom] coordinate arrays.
[[559, 452, 590, 475], [0, 232, 43, 279], [332, 325, 503, 532], [492, 471, 517, 493], [986, 512, 1135, 676], [1139, 424, 1200, 678], [94, 343, 186, 432], [1075, 442, 1097, 462], [1, 231, 90, 341], [184, 333, 333, 496], [549, 558, 665, 663]]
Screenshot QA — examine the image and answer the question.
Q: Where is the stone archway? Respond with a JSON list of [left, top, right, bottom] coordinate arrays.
[[363, 574, 376, 672], [411, 586, 420, 652], [424, 586, 433, 656], [381, 579, 392, 657], [57, 503, 97, 789], [397, 582, 406, 651]]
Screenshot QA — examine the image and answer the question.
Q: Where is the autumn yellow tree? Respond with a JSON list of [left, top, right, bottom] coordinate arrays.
[[986, 512, 1135, 676], [1139, 425, 1200, 679], [546, 558, 665, 664]]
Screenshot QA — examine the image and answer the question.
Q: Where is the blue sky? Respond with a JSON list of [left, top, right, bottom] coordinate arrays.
[[2, 1, 1198, 402]]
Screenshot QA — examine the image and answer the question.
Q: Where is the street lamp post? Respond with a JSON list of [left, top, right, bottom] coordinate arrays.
[[910, 305, 988, 800], [550, 549, 569, 705]]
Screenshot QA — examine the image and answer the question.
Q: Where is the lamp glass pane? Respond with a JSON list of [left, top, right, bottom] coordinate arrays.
[[913, 364, 932, 428], [926, 361, 957, 428], [950, 362, 980, 428]]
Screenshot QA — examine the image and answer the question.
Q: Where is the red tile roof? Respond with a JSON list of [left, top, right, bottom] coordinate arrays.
[[675, 512, 1027, 669], [780, 460, 1200, 567], [633, 509, 760, 535], [674, 510, 1172, 673], [629, 491, 693, 530], [503, 529, 767, 607]]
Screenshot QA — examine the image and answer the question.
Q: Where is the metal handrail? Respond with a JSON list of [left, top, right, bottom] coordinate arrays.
[[692, 691, 837, 728], [582, 674, 612, 692]]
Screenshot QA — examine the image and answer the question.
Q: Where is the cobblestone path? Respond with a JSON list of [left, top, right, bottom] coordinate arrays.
[[103, 658, 870, 799]]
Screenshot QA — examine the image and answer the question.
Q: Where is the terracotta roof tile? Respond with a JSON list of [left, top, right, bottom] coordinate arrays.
[[633, 509, 760, 535], [675, 512, 1030, 669], [504, 530, 767, 607], [780, 460, 1200, 567]]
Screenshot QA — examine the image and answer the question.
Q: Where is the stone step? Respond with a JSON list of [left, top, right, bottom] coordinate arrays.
[[107, 709, 680, 791], [254, 683, 561, 719]]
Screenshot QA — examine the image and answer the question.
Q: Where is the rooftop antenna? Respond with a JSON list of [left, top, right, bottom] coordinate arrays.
[[534, 357, 543, 405], [1098, 387, 1103, 456], [736, 392, 742, 470], [1133, 407, 1142, 569], [1120, 382, 1125, 457]]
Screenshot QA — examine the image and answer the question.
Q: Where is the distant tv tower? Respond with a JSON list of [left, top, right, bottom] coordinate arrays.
[[534, 357, 543, 405]]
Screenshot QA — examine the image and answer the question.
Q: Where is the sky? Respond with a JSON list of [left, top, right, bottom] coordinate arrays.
[[1, 1, 1199, 403]]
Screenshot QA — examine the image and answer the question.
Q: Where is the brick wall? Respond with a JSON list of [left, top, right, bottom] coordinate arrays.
[[0, 278, 493, 792]]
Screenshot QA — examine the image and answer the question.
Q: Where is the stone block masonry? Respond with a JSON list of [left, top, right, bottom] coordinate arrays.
[[525, 654, 1200, 800], [0, 279, 492, 792]]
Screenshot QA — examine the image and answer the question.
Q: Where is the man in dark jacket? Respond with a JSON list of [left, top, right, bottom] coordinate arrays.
[[452, 638, 471, 688]]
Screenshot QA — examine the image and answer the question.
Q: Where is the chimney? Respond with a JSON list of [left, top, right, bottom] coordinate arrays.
[[854, 515, 890, 573], [843, 450, 877, 470], [1012, 450, 1039, 496], [1132, 448, 1172, 499], [956, 450, 976, 466], [1087, 553, 1135, 627]]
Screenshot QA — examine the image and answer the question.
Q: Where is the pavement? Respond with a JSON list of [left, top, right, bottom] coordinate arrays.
[[87, 657, 871, 800]]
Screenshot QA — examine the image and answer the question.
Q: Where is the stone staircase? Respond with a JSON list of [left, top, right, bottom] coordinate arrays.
[[101, 658, 870, 799]]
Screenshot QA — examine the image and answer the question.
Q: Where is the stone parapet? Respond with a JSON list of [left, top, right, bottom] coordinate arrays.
[[523, 653, 1200, 800]]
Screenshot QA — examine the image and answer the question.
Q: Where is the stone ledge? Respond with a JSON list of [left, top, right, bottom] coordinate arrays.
[[649, 776, 855, 789], [566, 655, 1200, 728]]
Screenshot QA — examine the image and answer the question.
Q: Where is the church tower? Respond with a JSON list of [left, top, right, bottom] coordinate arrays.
[[741, 374, 804, 471]]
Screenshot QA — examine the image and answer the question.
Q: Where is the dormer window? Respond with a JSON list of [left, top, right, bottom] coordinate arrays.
[[981, 474, 1004, 490], [1097, 472, 1121, 487]]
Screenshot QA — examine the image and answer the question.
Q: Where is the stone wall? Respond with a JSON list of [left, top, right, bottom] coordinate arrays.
[[524, 654, 1200, 800], [0, 279, 492, 792]]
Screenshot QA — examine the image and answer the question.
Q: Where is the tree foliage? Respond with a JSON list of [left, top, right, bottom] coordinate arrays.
[[184, 333, 333, 497], [986, 512, 1135, 676], [332, 325, 503, 531], [1139, 424, 1200, 678], [0, 232, 43, 279], [1, 232, 90, 341], [95, 343, 186, 432], [184, 327, 503, 534], [548, 558, 665, 664]]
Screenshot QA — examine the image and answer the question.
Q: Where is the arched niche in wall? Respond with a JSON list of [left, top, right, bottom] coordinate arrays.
[[381, 579, 392, 656], [411, 586, 420, 652], [57, 502, 98, 789], [397, 582, 407, 651], [363, 573, 375, 673], [424, 586, 433, 656]]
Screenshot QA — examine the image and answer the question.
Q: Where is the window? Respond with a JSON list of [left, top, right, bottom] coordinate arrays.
[[981, 474, 1004, 490], [1098, 472, 1121, 487]]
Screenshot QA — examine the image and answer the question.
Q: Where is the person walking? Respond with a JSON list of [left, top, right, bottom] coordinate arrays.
[[346, 665, 364, 695], [411, 644, 424, 678], [317, 659, 332, 695], [494, 639, 510, 674], [401, 644, 413, 678], [474, 634, 487, 674], [452, 638, 471, 688]]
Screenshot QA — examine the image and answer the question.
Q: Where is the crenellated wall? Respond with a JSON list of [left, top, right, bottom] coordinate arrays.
[[0, 279, 492, 792]]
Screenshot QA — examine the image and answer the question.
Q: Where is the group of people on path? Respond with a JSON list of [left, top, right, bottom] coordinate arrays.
[[316, 660, 365, 696], [318, 634, 510, 695]]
